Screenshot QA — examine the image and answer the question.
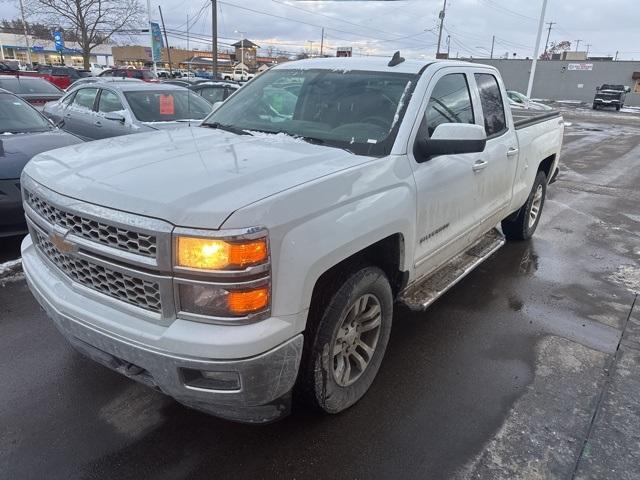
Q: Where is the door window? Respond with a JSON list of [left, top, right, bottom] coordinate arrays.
[[475, 74, 507, 137], [72, 88, 98, 110], [200, 87, 225, 104], [98, 90, 124, 113], [424, 73, 474, 137]]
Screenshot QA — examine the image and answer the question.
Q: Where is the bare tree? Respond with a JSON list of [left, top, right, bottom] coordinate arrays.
[[540, 40, 572, 60], [25, 0, 144, 69]]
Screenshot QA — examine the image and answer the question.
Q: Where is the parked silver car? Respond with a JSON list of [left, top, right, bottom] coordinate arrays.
[[42, 82, 213, 140]]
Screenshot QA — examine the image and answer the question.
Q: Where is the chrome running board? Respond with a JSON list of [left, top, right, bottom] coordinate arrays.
[[399, 228, 505, 310]]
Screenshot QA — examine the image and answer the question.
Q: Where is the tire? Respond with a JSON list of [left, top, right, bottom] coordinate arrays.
[[501, 170, 547, 241], [592, 104, 598, 110], [616, 104, 621, 111], [298, 266, 393, 414]]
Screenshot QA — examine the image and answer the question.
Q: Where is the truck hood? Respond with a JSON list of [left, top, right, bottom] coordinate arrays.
[[23, 127, 370, 229]]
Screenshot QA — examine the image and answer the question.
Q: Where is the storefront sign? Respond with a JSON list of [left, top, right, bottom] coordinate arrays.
[[568, 63, 593, 71]]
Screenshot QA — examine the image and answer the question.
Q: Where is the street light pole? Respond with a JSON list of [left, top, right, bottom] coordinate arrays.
[[211, 0, 218, 78], [18, 0, 32, 66], [526, 0, 549, 98]]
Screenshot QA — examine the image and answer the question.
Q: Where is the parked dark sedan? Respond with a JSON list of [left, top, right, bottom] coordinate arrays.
[[0, 89, 82, 237], [0, 76, 64, 110]]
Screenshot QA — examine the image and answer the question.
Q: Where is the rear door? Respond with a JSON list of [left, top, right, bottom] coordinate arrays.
[[63, 87, 99, 139], [409, 68, 485, 278], [470, 72, 519, 220]]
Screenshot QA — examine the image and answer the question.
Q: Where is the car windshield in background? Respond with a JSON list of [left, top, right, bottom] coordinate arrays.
[[601, 84, 624, 91], [123, 90, 212, 122], [202, 68, 417, 156], [0, 93, 52, 134], [0, 78, 63, 95]]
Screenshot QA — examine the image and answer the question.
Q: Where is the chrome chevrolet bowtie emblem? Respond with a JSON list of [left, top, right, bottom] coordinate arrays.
[[49, 232, 77, 254]]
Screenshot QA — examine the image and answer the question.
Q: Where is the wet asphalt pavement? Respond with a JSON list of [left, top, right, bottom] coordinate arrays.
[[1, 106, 639, 480]]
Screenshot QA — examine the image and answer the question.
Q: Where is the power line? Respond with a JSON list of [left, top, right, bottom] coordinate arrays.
[[216, 0, 433, 48]]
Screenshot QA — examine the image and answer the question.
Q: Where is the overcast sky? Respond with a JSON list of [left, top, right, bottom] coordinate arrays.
[[3, 0, 640, 60]]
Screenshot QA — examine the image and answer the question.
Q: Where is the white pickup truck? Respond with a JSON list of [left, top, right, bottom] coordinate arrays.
[[21, 56, 563, 423]]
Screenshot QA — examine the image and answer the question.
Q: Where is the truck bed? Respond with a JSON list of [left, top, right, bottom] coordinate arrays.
[[511, 109, 561, 130]]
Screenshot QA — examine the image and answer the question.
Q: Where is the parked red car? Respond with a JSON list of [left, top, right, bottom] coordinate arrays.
[[99, 68, 159, 82], [0, 65, 80, 90]]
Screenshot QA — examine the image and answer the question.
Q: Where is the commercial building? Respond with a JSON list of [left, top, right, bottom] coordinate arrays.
[[112, 45, 233, 70], [0, 32, 113, 67], [468, 58, 640, 106]]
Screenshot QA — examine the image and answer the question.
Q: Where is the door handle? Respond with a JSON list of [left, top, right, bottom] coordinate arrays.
[[64, 113, 72, 118], [472, 159, 488, 172], [507, 147, 519, 157], [94, 121, 102, 127]]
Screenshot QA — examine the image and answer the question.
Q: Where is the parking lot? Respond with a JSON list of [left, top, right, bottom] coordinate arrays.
[[1, 104, 639, 479]]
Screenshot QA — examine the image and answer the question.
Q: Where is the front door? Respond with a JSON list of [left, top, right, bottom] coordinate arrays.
[[409, 68, 486, 278], [95, 89, 132, 139]]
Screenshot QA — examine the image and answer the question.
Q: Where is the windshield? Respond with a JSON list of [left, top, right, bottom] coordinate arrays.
[[202, 68, 417, 156], [0, 93, 52, 134], [600, 84, 624, 91], [123, 90, 212, 122]]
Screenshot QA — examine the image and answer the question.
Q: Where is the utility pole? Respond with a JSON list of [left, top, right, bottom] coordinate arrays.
[[527, 0, 549, 98], [586, 43, 592, 57], [574, 39, 582, 52], [158, 6, 172, 75], [615, 50, 619, 61], [211, 0, 218, 78], [320, 27, 324, 57], [490, 35, 495, 59], [18, 0, 32, 66], [436, 0, 447, 57], [543, 21, 555, 57], [447, 35, 451, 57]]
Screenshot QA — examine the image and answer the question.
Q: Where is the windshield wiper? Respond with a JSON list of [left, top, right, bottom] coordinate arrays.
[[202, 122, 253, 136]]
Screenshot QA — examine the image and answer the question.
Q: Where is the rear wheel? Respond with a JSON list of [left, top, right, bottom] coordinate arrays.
[[592, 104, 598, 110], [502, 171, 547, 241], [298, 266, 393, 414]]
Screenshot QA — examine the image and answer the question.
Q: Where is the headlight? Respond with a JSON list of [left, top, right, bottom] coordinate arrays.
[[176, 236, 267, 270], [178, 283, 269, 317], [173, 228, 271, 323]]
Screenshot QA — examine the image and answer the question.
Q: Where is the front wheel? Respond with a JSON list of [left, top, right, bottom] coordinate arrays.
[[502, 170, 547, 241], [298, 266, 393, 414]]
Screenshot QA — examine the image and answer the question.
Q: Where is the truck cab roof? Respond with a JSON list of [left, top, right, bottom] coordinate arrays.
[[272, 56, 483, 75]]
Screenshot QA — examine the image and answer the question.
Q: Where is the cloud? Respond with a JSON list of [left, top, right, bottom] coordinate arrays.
[[3, 0, 639, 60]]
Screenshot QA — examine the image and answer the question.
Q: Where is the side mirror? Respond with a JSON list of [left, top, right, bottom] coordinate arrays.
[[596, 86, 601, 91], [416, 123, 487, 160], [625, 86, 631, 93], [105, 112, 125, 123]]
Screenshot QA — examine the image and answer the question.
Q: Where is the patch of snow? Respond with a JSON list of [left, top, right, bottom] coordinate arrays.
[[609, 265, 640, 294], [0, 258, 23, 284], [390, 80, 412, 132], [246, 131, 306, 144]]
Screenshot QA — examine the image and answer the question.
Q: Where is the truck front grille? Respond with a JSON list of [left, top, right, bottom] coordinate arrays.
[[25, 190, 157, 258], [33, 229, 162, 313]]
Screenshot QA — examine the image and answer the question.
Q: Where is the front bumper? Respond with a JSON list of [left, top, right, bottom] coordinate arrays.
[[22, 235, 304, 423]]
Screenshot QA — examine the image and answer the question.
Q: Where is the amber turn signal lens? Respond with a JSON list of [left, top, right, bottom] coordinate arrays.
[[227, 287, 269, 315], [177, 236, 267, 270]]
